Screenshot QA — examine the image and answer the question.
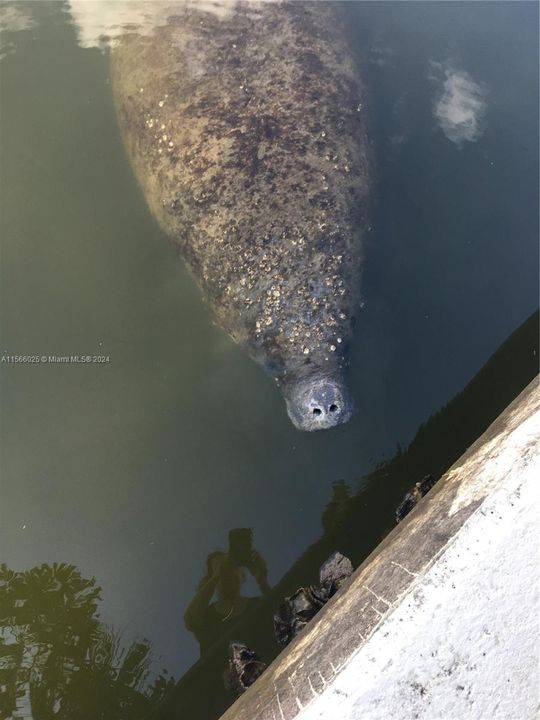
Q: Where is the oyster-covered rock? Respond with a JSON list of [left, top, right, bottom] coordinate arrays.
[[274, 551, 353, 646], [224, 641, 267, 697]]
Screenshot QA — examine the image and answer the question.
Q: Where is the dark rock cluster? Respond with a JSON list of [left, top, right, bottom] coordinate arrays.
[[395, 474, 437, 523], [274, 551, 353, 647], [224, 641, 267, 697], [225, 551, 353, 697]]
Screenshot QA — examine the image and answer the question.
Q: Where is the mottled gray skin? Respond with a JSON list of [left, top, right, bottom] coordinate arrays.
[[111, 1, 372, 430]]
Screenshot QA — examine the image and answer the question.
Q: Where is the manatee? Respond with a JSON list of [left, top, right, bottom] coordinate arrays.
[[111, 1, 372, 430]]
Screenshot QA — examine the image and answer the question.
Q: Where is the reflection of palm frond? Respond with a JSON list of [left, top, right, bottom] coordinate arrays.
[[1, 563, 174, 719], [88, 625, 122, 677], [89, 625, 154, 690], [116, 637, 153, 692]]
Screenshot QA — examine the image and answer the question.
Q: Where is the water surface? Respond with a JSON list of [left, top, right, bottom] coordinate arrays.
[[0, 2, 538, 718]]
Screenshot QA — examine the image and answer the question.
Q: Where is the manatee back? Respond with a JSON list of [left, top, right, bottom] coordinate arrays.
[[111, 1, 372, 387]]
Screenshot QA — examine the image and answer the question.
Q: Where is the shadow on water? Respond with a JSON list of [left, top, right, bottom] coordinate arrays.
[[1, 310, 537, 720], [184, 529, 273, 658], [152, 309, 538, 719]]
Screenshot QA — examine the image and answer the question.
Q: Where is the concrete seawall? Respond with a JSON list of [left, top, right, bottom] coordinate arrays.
[[221, 377, 540, 720]]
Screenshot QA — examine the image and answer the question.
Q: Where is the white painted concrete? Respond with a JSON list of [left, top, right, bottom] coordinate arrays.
[[293, 392, 540, 720]]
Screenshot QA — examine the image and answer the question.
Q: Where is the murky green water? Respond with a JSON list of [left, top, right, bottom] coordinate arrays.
[[1, 2, 538, 718]]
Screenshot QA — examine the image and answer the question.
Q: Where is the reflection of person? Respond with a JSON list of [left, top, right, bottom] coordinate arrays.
[[184, 530, 271, 656]]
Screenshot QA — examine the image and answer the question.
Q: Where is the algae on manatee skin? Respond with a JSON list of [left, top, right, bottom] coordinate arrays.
[[110, 1, 373, 431]]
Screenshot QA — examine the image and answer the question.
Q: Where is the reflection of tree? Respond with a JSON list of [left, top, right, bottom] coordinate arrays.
[[0, 563, 174, 720], [321, 480, 352, 534]]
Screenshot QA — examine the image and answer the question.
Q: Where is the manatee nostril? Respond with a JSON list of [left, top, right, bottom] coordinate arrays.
[[285, 378, 354, 430]]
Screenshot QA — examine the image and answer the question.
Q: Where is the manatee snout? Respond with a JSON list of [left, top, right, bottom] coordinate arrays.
[[284, 376, 354, 431]]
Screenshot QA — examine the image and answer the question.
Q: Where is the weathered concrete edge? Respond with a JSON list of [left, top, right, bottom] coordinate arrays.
[[220, 376, 540, 720]]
